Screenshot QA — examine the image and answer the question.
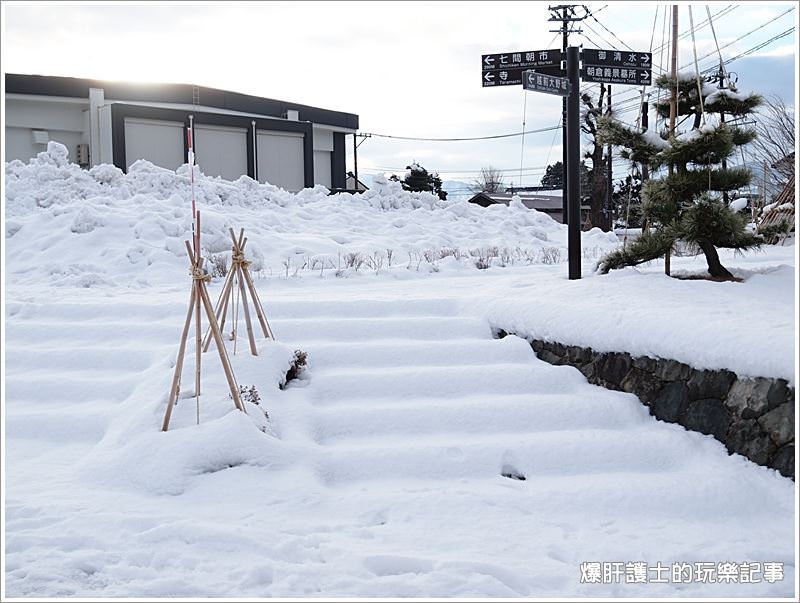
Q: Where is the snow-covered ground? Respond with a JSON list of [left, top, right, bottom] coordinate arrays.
[[3, 146, 797, 597]]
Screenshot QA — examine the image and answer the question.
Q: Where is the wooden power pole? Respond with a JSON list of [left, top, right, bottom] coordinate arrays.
[[666, 4, 679, 276]]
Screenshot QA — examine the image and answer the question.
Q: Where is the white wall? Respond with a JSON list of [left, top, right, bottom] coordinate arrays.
[[4, 96, 88, 163], [5, 126, 83, 163], [257, 130, 304, 192], [194, 124, 248, 180], [124, 117, 184, 171], [313, 150, 332, 188], [97, 105, 114, 165]]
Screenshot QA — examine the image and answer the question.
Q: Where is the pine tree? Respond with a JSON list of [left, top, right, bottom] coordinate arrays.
[[596, 72, 763, 279], [541, 160, 590, 190], [391, 163, 448, 200], [613, 172, 643, 228]]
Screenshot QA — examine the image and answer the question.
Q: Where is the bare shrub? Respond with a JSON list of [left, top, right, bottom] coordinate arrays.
[[539, 247, 563, 264], [208, 253, 229, 277]]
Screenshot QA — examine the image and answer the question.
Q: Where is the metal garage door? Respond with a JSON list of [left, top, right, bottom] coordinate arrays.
[[124, 118, 184, 171], [257, 130, 305, 192], [194, 124, 248, 181]]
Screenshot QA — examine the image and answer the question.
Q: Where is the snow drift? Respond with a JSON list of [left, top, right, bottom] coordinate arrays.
[[4, 142, 619, 288]]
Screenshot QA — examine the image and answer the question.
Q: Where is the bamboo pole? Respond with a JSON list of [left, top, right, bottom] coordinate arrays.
[[243, 266, 274, 339], [162, 286, 196, 432], [202, 267, 235, 352], [198, 280, 245, 412], [194, 215, 203, 420], [237, 262, 258, 355]]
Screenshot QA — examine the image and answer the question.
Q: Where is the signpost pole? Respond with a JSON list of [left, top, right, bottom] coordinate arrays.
[[566, 46, 581, 280], [561, 28, 569, 225]]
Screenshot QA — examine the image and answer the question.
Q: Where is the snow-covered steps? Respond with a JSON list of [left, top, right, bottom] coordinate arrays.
[[5, 405, 114, 444], [301, 337, 534, 368], [311, 392, 649, 444], [308, 362, 584, 401], [264, 297, 459, 319], [272, 315, 491, 343], [314, 426, 690, 484]]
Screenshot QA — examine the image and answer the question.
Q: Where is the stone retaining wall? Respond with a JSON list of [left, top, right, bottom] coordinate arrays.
[[495, 331, 795, 479]]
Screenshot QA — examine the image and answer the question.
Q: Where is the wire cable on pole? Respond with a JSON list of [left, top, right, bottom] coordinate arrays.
[[361, 124, 561, 142]]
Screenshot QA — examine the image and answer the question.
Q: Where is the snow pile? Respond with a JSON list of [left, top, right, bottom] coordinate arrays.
[[4, 146, 796, 598], [482, 255, 796, 383], [4, 148, 619, 288], [728, 197, 748, 212], [81, 333, 301, 495]]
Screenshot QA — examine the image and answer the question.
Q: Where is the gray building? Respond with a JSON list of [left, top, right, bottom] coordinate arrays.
[[5, 73, 358, 192], [467, 190, 588, 224]]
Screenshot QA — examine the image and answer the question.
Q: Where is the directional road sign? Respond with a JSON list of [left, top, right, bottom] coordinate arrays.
[[582, 49, 652, 69], [581, 65, 651, 86], [483, 64, 564, 87], [523, 70, 571, 96], [581, 48, 652, 86], [481, 49, 563, 87]]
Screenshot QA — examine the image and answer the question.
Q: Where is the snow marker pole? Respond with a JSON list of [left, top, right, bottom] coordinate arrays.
[[188, 115, 198, 257]]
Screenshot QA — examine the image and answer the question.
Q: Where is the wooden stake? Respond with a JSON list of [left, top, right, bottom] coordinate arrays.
[[237, 262, 258, 355], [162, 286, 196, 432], [203, 267, 235, 352], [194, 215, 203, 420], [198, 280, 245, 412], [243, 265, 275, 339], [162, 234, 245, 432]]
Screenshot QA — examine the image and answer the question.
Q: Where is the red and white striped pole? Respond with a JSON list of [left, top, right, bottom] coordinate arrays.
[[187, 114, 198, 257]]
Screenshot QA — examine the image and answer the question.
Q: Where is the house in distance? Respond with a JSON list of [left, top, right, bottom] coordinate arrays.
[[5, 73, 359, 192], [467, 188, 588, 224]]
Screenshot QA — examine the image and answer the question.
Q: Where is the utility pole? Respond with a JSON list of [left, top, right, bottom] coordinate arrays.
[[353, 133, 358, 192], [566, 46, 581, 279], [666, 4, 679, 276], [605, 85, 613, 231], [716, 60, 730, 205], [549, 4, 588, 225], [640, 100, 650, 182]]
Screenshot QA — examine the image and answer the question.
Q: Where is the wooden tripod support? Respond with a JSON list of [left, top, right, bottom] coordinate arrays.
[[162, 213, 245, 432], [203, 227, 275, 356]]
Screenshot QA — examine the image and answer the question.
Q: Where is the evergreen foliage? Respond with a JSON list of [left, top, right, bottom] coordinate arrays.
[[612, 173, 643, 228], [540, 160, 590, 190], [596, 72, 763, 279], [391, 163, 448, 200]]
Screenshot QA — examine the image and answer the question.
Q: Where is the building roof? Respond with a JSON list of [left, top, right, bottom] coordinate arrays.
[[5, 73, 358, 130], [468, 191, 584, 212]]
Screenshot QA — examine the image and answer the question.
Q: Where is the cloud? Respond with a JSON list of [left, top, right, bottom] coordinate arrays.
[[3, 2, 796, 186]]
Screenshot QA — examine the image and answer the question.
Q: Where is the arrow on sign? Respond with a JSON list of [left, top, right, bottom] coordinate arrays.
[[484, 56, 495, 67], [641, 54, 651, 65], [484, 72, 495, 83], [640, 71, 651, 83]]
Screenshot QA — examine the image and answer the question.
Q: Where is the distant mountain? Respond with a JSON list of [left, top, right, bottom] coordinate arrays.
[[441, 180, 475, 201]]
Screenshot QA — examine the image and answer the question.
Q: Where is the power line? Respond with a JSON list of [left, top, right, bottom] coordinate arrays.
[[361, 165, 552, 175], [713, 27, 795, 68], [361, 124, 561, 142], [581, 19, 620, 51], [597, 15, 797, 116], [586, 8, 636, 51]]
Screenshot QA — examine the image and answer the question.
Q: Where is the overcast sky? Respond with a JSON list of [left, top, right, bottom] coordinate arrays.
[[2, 1, 797, 191]]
